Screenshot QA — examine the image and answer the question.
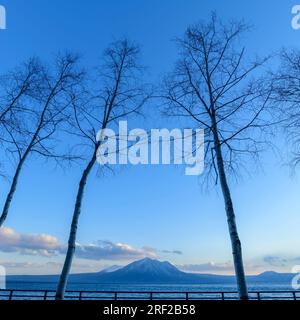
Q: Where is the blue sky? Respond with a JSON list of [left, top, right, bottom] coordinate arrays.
[[0, 0, 300, 275]]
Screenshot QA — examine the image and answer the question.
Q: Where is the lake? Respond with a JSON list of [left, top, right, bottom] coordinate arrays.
[[3, 281, 299, 300]]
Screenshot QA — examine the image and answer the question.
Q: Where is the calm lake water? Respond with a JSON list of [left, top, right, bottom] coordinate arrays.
[[3, 282, 299, 300], [5, 281, 294, 291]]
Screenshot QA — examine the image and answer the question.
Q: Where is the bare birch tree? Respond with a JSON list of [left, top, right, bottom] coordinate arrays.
[[0, 59, 42, 129], [0, 53, 82, 227], [55, 39, 149, 299], [270, 49, 300, 166], [162, 15, 272, 300], [0, 59, 42, 177]]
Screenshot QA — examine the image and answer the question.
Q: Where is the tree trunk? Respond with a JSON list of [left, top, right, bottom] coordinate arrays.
[[0, 157, 26, 227], [211, 113, 249, 300], [55, 149, 97, 300]]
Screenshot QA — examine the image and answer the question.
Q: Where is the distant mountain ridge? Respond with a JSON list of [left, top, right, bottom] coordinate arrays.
[[7, 258, 296, 285], [100, 265, 122, 273]]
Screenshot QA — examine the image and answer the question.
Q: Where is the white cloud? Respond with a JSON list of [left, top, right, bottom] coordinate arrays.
[[178, 262, 234, 274], [0, 227, 183, 275], [0, 260, 112, 275], [0, 227, 160, 261], [263, 256, 288, 267], [0, 227, 60, 257], [161, 250, 183, 255], [73, 241, 157, 261]]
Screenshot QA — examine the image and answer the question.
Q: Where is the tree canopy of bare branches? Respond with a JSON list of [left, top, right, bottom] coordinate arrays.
[[0, 53, 83, 227], [270, 49, 300, 167]]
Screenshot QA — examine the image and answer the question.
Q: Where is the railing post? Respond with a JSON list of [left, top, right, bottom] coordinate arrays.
[[114, 292, 117, 301], [257, 292, 260, 301], [150, 292, 153, 301], [293, 292, 296, 301], [221, 292, 225, 301], [79, 291, 82, 301], [186, 292, 189, 301], [43, 290, 48, 300], [9, 290, 13, 300]]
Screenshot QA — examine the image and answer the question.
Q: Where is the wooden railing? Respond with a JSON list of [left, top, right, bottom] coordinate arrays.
[[0, 289, 299, 300]]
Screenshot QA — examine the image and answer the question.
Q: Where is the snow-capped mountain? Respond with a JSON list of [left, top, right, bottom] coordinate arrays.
[[92, 258, 191, 283], [119, 258, 183, 276]]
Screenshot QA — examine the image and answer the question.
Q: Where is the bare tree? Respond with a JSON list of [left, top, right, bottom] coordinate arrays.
[[55, 39, 149, 300], [270, 49, 300, 166], [0, 59, 42, 177], [162, 15, 272, 300], [0, 59, 42, 127], [0, 53, 82, 227]]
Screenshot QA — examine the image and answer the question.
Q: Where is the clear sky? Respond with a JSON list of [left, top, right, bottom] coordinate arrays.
[[0, 0, 300, 275]]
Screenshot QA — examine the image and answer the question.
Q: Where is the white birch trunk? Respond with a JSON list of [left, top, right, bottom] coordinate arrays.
[[0, 160, 24, 227], [55, 150, 97, 300], [211, 113, 249, 300]]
